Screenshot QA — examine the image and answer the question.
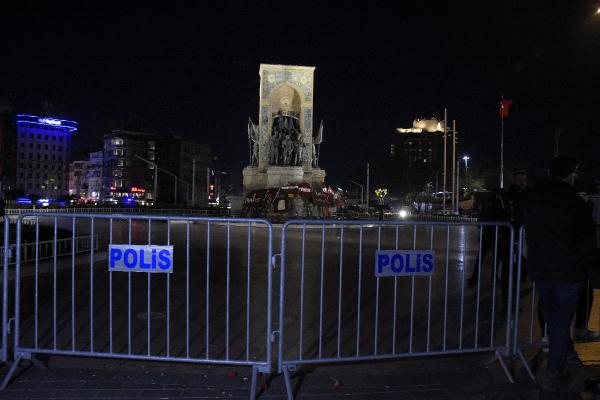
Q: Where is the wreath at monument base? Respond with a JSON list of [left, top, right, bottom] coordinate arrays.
[[241, 181, 343, 220]]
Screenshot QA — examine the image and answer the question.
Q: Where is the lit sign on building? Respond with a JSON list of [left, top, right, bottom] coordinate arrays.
[[131, 187, 146, 193], [38, 118, 62, 126], [16, 114, 78, 132]]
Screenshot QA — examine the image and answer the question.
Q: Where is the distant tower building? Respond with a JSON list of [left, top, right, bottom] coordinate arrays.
[[0, 102, 17, 193], [16, 114, 77, 197], [390, 117, 445, 193], [86, 151, 103, 202]]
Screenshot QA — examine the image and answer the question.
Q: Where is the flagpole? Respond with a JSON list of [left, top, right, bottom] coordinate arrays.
[[500, 95, 504, 189]]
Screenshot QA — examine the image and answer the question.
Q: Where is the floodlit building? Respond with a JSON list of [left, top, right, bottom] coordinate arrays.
[[390, 117, 446, 193], [16, 114, 77, 198]]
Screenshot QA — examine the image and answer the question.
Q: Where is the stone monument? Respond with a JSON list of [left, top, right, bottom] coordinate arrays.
[[243, 64, 326, 193]]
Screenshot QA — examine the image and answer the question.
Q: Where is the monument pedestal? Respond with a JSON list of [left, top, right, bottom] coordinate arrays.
[[244, 166, 315, 193]]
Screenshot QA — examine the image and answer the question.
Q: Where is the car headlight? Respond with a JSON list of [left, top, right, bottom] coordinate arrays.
[[399, 210, 408, 218]]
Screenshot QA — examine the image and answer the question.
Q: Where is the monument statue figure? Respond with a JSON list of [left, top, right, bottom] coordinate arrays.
[[313, 120, 323, 167], [247, 117, 259, 166], [270, 127, 280, 165], [282, 133, 294, 166], [293, 136, 303, 166]]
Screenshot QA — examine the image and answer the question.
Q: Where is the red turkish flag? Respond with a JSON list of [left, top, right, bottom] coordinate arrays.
[[500, 99, 513, 118]]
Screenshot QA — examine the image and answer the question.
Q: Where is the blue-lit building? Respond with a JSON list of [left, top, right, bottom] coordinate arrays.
[[16, 114, 78, 198]]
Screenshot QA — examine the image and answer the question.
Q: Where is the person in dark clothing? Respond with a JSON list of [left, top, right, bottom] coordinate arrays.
[[467, 171, 530, 309], [526, 155, 597, 392]]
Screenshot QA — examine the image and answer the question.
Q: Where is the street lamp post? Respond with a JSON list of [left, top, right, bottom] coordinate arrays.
[[135, 154, 179, 206], [349, 180, 364, 207], [462, 155, 470, 191]]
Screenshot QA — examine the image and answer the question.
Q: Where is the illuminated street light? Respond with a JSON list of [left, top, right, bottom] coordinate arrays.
[[596, 7, 600, 14], [462, 156, 470, 190]]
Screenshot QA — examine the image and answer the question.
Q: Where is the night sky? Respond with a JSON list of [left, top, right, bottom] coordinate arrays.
[[2, 3, 599, 192]]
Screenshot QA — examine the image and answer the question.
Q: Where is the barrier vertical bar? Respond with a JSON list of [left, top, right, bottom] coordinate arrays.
[[505, 227, 514, 357], [474, 226, 483, 348], [128, 218, 132, 355], [299, 224, 306, 359], [90, 217, 95, 352], [410, 225, 416, 353], [13, 218, 22, 361], [427, 225, 433, 352], [392, 225, 399, 354], [319, 225, 325, 358], [337, 226, 344, 357], [1, 216, 9, 362], [265, 217, 273, 372], [109, 218, 113, 353], [166, 220, 171, 358], [226, 222, 230, 360], [374, 225, 381, 355], [443, 225, 450, 351], [34, 217, 39, 349], [459, 228, 466, 350], [72, 217, 76, 351], [186, 222, 190, 358], [53, 217, 57, 350], [206, 221, 210, 358], [490, 226, 499, 346], [147, 220, 151, 356], [355, 227, 363, 356], [246, 223, 251, 362]]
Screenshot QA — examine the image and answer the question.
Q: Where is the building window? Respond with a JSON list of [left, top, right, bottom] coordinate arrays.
[[117, 159, 124, 167], [112, 138, 124, 146], [148, 141, 155, 150], [113, 148, 123, 156]]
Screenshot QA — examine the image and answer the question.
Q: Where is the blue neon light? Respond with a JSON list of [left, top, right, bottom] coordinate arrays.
[[17, 114, 78, 132], [17, 197, 32, 205]]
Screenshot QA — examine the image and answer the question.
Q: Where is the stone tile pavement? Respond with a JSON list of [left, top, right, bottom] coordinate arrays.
[[0, 349, 593, 400]]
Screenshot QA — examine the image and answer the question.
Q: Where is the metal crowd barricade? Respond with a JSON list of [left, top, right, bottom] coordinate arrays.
[[277, 220, 516, 399], [1, 212, 273, 400]]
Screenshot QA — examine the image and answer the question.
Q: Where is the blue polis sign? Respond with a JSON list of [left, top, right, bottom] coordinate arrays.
[[109, 245, 173, 273], [375, 250, 435, 277]]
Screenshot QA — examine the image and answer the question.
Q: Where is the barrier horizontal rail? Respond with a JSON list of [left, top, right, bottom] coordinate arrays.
[[1, 235, 98, 266], [278, 220, 516, 399], [1, 212, 273, 399]]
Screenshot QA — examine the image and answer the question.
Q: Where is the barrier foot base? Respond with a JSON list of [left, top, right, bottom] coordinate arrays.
[[494, 350, 515, 383], [0, 355, 22, 390], [29, 355, 46, 370], [249, 366, 258, 400], [516, 348, 535, 381], [283, 365, 294, 400]]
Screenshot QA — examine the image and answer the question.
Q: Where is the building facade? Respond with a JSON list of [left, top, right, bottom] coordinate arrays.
[[68, 159, 90, 200], [390, 118, 445, 193], [103, 129, 157, 204], [68, 151, 102, 203], [0, 102, 17, 193], [16, 114, 77, 198]]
